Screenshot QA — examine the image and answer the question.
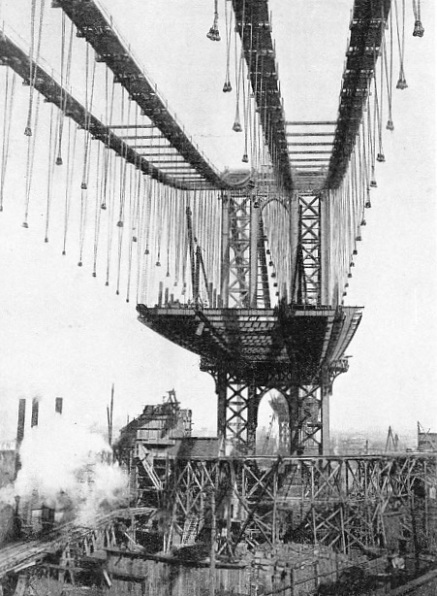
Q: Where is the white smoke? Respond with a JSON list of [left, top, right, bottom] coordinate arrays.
[[0, 405, 129, 526]]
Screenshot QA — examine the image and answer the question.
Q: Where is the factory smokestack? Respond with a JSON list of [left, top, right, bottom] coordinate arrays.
[[55, 397, 63, 415], [16, 399, 26, 445], [31, 398, 39, 428]]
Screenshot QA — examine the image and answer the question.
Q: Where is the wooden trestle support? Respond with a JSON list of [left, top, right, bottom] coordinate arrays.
[[162, 454, 437, 558]]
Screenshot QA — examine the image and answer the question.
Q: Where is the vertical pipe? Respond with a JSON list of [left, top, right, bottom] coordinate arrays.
[[249, 198, 260, 308], [31, 398, 39, 428], [220, 193, 230, 307], [209, 489, 216, 596], [321, 383, 331, 455], [158, 281, 163, 307], [55, 397, 63, 415], [289, 192, 299, 302], [216, 369, 227, 456], [246, 382, 259, 456], [16, 399, 26, 445]]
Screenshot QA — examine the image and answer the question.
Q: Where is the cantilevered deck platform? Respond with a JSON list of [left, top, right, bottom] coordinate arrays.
[[137, 304, 362, 385]]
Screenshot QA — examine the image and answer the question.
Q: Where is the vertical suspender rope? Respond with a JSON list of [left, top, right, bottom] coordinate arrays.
[[223, 0, 232, 92], [44, 102, 56, 242], [385, 8, 394, 130], [115, 89, 131, 295], [125, 160, 136, 303], [241, 23, 253, 163], [394, 0, 407, 89], [23, 94, 41, 228], [377, 16, 386, 161], [232, 0, 245, 133], [24, 0, 37, 137], [135, 174, 146, 305], [62, 119, 77, 255], [92, 138, 103, 278], [23, 0, 45, 227], [0, 69, 16, 212], [105, 148, 117, 286], [78, 48, 96, 267]]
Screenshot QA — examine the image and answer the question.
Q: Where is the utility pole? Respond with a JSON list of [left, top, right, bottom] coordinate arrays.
[[107, 384, 114, 447], [210, 488, 216, 596]]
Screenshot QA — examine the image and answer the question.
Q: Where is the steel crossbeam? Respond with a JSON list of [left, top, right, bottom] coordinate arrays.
[[298, 194, 321, 305]]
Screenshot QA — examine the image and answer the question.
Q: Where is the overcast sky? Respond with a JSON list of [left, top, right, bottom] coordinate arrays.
[[0, 0, 435, 445]]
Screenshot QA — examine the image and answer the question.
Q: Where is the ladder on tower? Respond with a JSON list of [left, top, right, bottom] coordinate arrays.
[[181, 515, 203, 546], [137, 444, 163, 491]]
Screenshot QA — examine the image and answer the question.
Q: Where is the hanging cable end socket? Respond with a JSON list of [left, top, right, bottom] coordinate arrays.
[[22, 221, 29, 229], [396, 77, 408, 90], [223, 81, 232, 93], [207, 27, 220, 41], [386, 120, 394, 131], [56, 156, 63, 166], [413, 20, 424, 37], [24, 127, 32, 137]]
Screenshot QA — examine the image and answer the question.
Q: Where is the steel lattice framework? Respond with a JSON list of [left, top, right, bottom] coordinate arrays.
[[159, 454, 437, 558]]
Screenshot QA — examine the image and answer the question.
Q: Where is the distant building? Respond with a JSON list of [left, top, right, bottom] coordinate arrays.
[[418, 432, 437, 452]]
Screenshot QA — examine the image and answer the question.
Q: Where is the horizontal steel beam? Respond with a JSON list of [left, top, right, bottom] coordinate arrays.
[[289, 150, 332, 155], [286, 132, 335, 137], [290, 158, 330, 162], [288, 142, 333, 146], [286, 121, 337, 126], [120, 135, 165, 140], [110, 124, 155, 129]]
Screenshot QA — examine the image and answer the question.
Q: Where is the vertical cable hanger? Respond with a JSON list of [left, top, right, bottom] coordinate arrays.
[[385, 8, 394, 130], [44, 103, 56, 243], [23, 93, 41, 229], [207, 0, 221, 41], [115, 90, 132, 295], [56, 12, 74, 166], [125, 155, 136, 303], [242, 22, 253, 163], [223, 0, 233, 92], [101, 70, 115, 211], [394, 0, 407, 89], [232, 1, 246, 133], [412, 0, 424, 37], [376, 34, 385, 163], [0, 69, 16, 212], [93, 137, 104, 278], [62, 118, 77, 255], [23, 0, 45, 227], [78, 48, 97, 267], [24, 0, 37, 137], [105, 148, 117, 286]]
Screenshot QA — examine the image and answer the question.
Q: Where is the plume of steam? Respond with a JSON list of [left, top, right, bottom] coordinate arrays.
[[0, 406, 129, 526]]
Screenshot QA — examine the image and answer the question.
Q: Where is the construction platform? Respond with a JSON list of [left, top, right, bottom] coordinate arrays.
[[136, 305, 362, 385]]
